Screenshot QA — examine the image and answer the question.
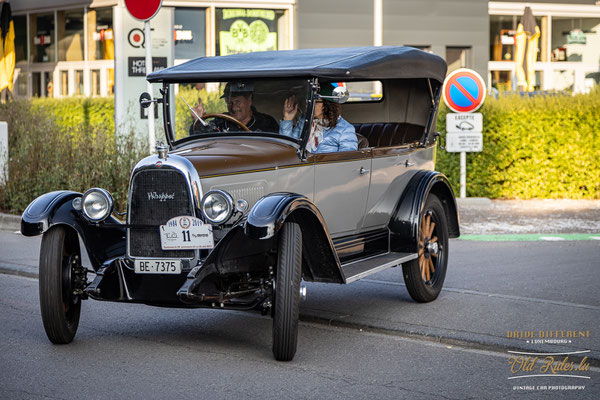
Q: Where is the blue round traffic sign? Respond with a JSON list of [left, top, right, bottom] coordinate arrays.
[[442, 68, 486, 113]]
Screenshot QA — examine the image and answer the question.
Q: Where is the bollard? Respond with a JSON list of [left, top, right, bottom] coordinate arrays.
[[0, 121, 7, 185]]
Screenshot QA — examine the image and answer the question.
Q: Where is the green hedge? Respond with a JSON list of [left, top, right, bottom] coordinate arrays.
[[435, 88, 600, 199], [0, 98, 144, 214]]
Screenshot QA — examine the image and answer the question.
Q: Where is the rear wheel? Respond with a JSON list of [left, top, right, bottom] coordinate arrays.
[[39, 225, 82, 344], [272, 222, 302, 361], [402, 194, 448, 303]]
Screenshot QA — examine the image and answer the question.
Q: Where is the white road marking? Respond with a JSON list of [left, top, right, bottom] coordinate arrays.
[[539, 236, 565, 241]]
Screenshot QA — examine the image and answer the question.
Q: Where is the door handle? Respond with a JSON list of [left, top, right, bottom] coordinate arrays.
[[359, 167, 370, 175], [405, 160, 415, 167]]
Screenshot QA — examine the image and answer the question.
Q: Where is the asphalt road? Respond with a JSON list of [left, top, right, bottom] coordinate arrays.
[[0, 230, 599, 399]]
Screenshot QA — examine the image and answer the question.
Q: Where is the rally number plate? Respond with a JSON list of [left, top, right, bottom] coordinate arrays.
[[134, 259, 181, 274], [159, 216, 214, 250]]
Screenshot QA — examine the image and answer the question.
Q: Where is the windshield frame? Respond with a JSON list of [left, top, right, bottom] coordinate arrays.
[[162, 79, 316, 150]]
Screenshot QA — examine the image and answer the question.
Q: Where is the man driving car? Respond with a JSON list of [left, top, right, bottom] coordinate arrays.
[[190, 82, 279, 133]]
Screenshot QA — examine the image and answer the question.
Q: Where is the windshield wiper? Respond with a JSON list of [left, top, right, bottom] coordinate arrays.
[[180, 97, 208, 127]]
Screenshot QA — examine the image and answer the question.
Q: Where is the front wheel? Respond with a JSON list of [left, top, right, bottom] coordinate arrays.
[[402, 194, 449, 303], [39, 225, 83, 344], [272, 222, 302, 361]]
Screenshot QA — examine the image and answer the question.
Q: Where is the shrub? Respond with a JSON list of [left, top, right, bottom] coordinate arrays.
[[435, 89, 600, 199], [0, 99, 144, 214]]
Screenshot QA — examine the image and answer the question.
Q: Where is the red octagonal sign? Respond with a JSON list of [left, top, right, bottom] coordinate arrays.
[[125, 0, 163, 21]]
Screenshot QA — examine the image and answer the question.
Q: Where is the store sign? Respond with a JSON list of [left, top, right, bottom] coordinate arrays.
[[174, 27, 193, 42], [219, 9, 277, 56], [128, 57, 167, 76], [114, 5, 173, 141]]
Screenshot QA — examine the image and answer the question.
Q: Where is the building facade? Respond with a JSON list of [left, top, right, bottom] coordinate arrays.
[[11, 0, 600, 98]]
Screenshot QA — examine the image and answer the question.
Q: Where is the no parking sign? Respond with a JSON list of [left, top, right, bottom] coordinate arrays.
[[442, 68, 487, 199], [442, 68, 486, 113]]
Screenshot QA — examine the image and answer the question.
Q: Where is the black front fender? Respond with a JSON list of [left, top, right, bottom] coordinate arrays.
[[21, 191, 126, 270], [389, 171, 460, 253], [244, 193, 343, 283]]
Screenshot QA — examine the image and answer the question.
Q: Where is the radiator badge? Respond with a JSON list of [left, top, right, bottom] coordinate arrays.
[[147, 192, 175, 202]]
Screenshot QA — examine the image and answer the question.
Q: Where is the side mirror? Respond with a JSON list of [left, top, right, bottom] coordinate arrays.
[[139, 92, 152, 108], [318, 86, 350, 104]]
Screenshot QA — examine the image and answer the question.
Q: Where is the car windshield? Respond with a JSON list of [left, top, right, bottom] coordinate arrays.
[[172, 79, 312, 141]]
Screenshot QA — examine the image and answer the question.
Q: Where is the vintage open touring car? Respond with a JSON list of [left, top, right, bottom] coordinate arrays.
[[22, 46, 459, 361]]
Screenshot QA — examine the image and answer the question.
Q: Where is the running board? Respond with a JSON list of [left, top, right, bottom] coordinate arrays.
[[341, 252, 418, 284]]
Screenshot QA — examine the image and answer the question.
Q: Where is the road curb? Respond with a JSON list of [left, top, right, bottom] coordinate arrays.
[[0, 212, 20, 232], [0, 262, 38, 279], [298, 312, 600, 367], [456, 197, 492, 207]]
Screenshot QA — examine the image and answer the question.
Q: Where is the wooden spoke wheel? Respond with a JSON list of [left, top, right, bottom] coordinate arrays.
[[193, 113, 251, 132], [402, 194, 449, 303]]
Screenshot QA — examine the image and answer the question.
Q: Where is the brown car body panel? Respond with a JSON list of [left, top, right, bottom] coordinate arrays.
[[174, 137, 305, 178]]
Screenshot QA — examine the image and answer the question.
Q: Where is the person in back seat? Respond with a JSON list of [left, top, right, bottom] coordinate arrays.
[[280, 83, 358, 153]]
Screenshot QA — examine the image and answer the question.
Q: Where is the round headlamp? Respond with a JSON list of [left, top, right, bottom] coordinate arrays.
[[201, 190, 234, 225], [81, 188, 114, 222]]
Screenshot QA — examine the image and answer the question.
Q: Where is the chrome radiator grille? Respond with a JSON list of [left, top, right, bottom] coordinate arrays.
[[128, 169, 195, 258]]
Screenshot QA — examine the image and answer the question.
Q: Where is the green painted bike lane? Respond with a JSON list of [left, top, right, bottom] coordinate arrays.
[[459, 233, 600, 242]]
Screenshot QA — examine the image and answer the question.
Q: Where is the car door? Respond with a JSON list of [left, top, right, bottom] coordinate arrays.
[[311, 149, 372, 237], [362, 145, 417, 230]]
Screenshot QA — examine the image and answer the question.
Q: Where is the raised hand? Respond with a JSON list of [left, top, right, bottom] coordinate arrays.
[[283, 96, 298, 121], [192, 97, 205, 121]]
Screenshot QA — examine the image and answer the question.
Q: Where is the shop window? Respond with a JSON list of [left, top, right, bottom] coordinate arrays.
[[30, 13, 55, 63], [490, 14, 544, 63], [32, 73, 42, 97], [45, 72, 54, 97], [87, 8, 114, 61], [446, 47, 470, 74], [215, 8, 286, 56], [16, 73, 27, 97], [14, 15, 27, 63], [551, 17, 600, 63], [75, 70, 84, 95], [108, 68, 114, 95], [174, 8, 206, 60], [60, 71, 69, 96], [91, 69, 100, 96], [58, 10, 84, 61]]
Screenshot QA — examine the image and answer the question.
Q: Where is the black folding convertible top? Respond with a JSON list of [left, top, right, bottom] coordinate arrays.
[[147, 46, 447, 84]]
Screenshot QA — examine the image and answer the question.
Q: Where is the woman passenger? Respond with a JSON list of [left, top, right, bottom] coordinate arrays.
[[280, 83, 358, 153]]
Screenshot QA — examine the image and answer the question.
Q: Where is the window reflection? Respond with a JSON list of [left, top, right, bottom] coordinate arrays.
[[58, 10, 84, 61], [87, 8, 114, 61], [30, 13, 55, 63]]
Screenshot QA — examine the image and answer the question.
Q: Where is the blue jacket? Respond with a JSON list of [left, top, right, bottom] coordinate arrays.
[[279, 116, 358, 153]]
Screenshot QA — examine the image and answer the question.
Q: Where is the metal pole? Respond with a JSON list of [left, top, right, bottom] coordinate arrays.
[[460, 151, 466, 198], [145, 20, 155, 153]]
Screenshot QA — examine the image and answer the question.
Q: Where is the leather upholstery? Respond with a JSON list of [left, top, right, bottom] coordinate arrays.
[[352, 123, 425, 147]]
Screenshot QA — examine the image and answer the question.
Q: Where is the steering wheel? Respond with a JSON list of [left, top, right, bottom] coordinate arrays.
[[193, 113, 251, 132]]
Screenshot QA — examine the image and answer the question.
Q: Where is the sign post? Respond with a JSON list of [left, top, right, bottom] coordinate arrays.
[[124, 0, 163, 153], [442, 68, 487, 198]]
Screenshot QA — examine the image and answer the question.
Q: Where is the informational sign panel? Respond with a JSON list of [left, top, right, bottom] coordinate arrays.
[[218, 9, 278, 56], [446, 132, 483, 152], [442, 69, 487, 113], [446, 113, 482, 133], [114, 5, 173, 142]]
